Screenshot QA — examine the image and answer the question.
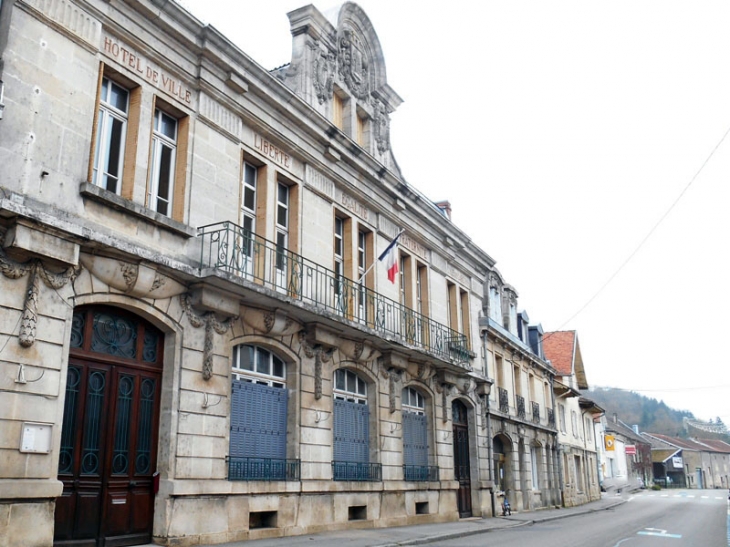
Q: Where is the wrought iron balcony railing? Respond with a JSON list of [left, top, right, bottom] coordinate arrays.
[[198, 222, 470, 367], [531, 401, 540, 424], [228, 457, 300, 481], [498, 387, 509, 414], [516, 395, 526, 420], [403, 465, 440, 482], [547, 407, 556, 428], [332, 461, 382, 481]]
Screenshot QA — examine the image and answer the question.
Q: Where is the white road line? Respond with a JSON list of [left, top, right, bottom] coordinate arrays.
[[701, 496, 709, 499], [661, 494, 669, 497]]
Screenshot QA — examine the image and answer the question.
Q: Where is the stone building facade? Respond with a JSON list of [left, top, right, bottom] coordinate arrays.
[[0, 1, 565, 545], [543, 331, 602, 507], [479, 271, 561, 514]]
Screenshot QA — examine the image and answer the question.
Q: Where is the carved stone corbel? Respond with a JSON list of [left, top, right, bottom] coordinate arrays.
[[380, 367, 403, 414], [0, 243, 79, 348], [340, 339, 380, 362], [180, 294, 235, 381], [79, 254, 186, 299], [299, 332, 335, 400], [241, 307, 300, 337]]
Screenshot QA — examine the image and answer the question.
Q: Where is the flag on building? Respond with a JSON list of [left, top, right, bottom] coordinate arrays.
[[378, 230, 404, 283]]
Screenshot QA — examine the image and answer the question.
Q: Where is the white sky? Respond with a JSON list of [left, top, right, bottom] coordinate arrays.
[[177, 0, 730, 423]]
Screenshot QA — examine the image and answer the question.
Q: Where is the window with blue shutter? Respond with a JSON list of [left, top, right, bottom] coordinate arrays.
[[403, 412, 428, 467], [229, 344, 296, 481]]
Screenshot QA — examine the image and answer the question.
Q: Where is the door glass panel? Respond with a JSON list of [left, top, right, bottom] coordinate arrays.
[[58, 366, 81, 474], [81, 370, 107, 475], [112, 375, 134, 475], [143, 329, 159, 363], [92, 312, 137, 359], [135, 378, 156, 475]]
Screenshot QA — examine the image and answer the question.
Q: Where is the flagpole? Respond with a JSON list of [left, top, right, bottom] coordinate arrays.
[[357, 228, 405, 284]]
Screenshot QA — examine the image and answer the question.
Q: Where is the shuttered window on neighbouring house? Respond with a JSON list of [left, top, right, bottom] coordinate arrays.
[[230, 380, 288, 460], [333, 398, 369, 463], [403, 412, 428, 467]]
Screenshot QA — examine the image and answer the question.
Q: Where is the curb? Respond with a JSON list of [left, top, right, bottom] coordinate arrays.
[[371, 499, 627, 547]]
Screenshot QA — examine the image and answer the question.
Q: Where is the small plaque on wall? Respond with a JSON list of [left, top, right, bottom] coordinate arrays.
[[20, 422, 53, 453]]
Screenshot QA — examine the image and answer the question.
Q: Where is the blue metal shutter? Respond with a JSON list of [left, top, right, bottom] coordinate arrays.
[[230, 379, 287, 459], [403, 411, 428, 467], [333, 399, 369, 463]]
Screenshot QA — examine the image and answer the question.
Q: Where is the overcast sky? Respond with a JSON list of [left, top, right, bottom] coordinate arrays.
[[177, 0, 730, 424]]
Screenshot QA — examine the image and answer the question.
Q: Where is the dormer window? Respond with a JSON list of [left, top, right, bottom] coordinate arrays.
[[489, 286, 501, 322]]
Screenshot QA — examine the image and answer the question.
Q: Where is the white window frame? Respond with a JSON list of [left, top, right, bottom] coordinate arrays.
[[148, 108, 178, 216], [93, 77, 129, 194], [334, 368, 367, 404], [275, 182, 290, 289], [232, 344, 285, 389]]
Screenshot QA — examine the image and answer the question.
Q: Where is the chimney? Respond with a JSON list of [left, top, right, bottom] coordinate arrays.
[[612, 413, 617, 424], [434, 200, 452, 220], [632, 425, 640, 435]]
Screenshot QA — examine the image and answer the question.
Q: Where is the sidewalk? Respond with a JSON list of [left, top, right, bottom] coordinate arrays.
[[183, 492, 628, 547]]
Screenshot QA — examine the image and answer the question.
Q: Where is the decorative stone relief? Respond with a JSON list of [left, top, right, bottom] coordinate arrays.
[[338, 28, 370, 101], [373, 99, 391, 153], [79, 254, 186, 299], [380, 366, 403, 414], [340, 339, 380, 362], [311, 40, 336, 105], [0, 243, 79, 348], [180, 294, 235, 381], [241, 307, 300, 336], [299, 333, 335, 400]]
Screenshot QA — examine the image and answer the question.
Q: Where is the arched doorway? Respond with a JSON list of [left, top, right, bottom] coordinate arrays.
[[452, 400, 471, 517], [54, 306, 164, 546]]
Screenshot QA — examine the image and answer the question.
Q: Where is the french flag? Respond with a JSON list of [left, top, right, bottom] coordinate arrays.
[[378, 230, 404, 284]]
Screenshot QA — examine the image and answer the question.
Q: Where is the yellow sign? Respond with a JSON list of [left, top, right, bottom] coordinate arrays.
[[605, 435, 615, 451]]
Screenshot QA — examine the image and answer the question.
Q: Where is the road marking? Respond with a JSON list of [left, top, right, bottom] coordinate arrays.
[[687, 495, 695, 498], [702, 496, 709, 499], [661, 494, 669, 497], [638, 528, 682, 539]]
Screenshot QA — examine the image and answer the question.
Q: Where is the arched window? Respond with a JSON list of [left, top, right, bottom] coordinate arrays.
[[229, 344, 294, 481], [402, 387, 434, 481], [333, 369, 379, 481]]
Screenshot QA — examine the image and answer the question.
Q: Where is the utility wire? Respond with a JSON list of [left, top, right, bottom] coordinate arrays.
[[551, 122, 730, 332]]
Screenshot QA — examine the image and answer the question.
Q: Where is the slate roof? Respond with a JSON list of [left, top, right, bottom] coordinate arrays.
[[543, 330, 588, 389], [605, 418, 647, 445], [690, 438, 730, 453]]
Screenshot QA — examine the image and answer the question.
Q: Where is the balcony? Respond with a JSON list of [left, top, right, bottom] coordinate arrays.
[[516, 395, 526, 420], [547, 407, 556, 428], [531, 401, 540, 424], [403, 465, 440, 482], [228, 457, 300, 481], [498, 387, 509, 414], [332, 461, 382, 481], [198, 222, 469, 367]]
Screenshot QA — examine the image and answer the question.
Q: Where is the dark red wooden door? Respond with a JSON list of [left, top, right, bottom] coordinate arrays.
[[55, 308, 162, 547], [452, 400, 472, 517]]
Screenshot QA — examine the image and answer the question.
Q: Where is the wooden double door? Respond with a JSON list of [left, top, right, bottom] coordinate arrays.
[[55, 307, 163, 547]]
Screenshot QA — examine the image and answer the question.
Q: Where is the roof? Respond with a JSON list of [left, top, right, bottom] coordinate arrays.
[[605, 418, 648, 444], [543, 331, 588, 389], [690, 439, 730, 453], [642, 433, 708, 451]]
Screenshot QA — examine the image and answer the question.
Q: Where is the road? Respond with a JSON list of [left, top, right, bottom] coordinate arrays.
[[432, 489, 728, 546]]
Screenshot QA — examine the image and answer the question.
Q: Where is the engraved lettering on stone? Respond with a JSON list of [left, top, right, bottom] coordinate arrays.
[[340, 192, 369, 222], [253, 134, 292, 170], [102, 35, 193, 105]]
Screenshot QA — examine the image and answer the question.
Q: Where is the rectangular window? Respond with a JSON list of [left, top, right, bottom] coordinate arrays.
[[446, 281, 457, 331], [531, 446, 540, 490], [93, 77, 129, 193], [459, 288, 470, 346], [275, 182, 290, 288], [238, 162, 257, 275], [334, 216, 345, 311], [333, 93, 344, 130], [575, 456, 584, 492], [357, 229, 367, 320], [558, 403, 566, 433], [148, 108, 178, 216]]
